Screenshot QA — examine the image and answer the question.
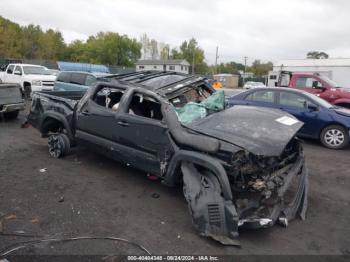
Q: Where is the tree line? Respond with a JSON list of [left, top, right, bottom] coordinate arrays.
[[0, 15, 274, 75], [0, 16, 141, 67]]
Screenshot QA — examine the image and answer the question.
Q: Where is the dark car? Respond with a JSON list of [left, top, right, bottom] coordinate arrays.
[[54, 71, 110, 91], [227, 87, 350, 149], [27, 74, 308, 245]]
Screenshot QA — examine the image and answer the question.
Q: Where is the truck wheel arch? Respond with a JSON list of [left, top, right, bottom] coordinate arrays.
[[333, 99, 350, 109], [40, 112, 74, 141], [167, 150, 240, 245], [163, 150, 233, 201]]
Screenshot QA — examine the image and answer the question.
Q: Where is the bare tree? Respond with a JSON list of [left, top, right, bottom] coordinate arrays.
[[149, 39, 158, 60], [140, 33, 150, 59]]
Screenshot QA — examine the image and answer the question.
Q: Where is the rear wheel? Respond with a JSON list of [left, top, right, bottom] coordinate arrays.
[[320, 125, 349, 149], [4, 110, 19, 120], [48, 133, 70, 158]]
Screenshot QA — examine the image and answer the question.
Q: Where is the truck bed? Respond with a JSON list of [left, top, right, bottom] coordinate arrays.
[[36, 90, 86, 100], [28, 90, 86, 132]]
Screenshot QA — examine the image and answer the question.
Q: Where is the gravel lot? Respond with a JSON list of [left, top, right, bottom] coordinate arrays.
[[0, 109, 350, 255]]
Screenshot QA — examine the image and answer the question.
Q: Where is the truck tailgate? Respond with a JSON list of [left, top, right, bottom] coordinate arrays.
[[0, 84, 23, 105]]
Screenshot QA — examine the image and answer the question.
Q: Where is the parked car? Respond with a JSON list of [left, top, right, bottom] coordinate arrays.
[[243, 81, 266, 89], [227, 87, 350, 149], [27, 73, 308, 245], [53, 71, 111, 91], [273, 71, 350, 109], [0, 84, 25, 120], [0, 64, 56, 97]]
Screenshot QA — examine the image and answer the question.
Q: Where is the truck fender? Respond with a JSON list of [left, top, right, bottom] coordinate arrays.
[[332, 98, 350, 108], [180, 160, 239, 245], [163, 150, 232, 200], [40, 111, 74, 141]]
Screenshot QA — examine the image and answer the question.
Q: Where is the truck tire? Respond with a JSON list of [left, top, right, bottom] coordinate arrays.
[[60, 133, 71, 155], [4, 110, 19, 120], [24, 84, 32, 100], [48, 133, 70, 158], [320, 125, 349, 149]]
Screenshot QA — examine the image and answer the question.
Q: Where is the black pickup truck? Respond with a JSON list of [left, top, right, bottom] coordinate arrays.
[[27, 73, 308, 245], [0, 83, 25, 120]]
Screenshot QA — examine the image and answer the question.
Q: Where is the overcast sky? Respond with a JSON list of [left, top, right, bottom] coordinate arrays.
[[1, 0, 350, 65]]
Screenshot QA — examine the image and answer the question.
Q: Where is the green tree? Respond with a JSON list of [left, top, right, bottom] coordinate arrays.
[[83, 32, 141, 66], [215, 61, 245, 74], [171, 38, 208, 74], [307, 51, 329, 59], [39, 29, 66, 60], [249, 60, 273, 77], [159, 44, 169, 60], [0, 16, 22, 58], [66, 40, 87, 62], [21, 24, 44, 59]]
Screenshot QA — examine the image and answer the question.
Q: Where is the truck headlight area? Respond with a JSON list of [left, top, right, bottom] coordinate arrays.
[[32, 80, 42, 86]]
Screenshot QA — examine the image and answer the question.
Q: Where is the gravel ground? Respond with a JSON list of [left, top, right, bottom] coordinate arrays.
[[0, 109, 349, 256]]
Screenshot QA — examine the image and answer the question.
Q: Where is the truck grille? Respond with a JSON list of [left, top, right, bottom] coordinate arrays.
[[42, 81, 54, 87]]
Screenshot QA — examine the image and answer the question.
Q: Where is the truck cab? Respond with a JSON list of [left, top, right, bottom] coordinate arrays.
[[0, 64, 56, 97], [278, 71, 350, 108]]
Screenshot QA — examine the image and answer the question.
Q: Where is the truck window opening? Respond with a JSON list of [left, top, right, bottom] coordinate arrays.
[[128, 93, 163, 120]]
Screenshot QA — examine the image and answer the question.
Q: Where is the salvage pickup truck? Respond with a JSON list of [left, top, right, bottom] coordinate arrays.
[[277, 71, 350, 108], [0, 84, 25, 120], [27, 73, 308, 245]]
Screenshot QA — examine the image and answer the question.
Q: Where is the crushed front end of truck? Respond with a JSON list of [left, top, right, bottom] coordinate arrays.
[[181, 137, 308, 246]]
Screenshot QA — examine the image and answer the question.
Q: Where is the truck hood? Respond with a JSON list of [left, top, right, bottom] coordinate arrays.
[[24, 74, 56, 81], [187, 106, 303, 156]]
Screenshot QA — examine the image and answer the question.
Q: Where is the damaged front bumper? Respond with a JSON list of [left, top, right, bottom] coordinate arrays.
[[237, 156, 308, 229], [181, 154, 308, 246]]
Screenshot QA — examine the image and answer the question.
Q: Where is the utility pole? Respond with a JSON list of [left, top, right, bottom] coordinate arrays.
[[192, 52, 195, 74], [243, 56, 248, 84], [215, 46, 219, 74]]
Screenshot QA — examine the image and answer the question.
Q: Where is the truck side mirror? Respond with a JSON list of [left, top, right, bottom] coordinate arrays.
[[14, 70, 22, 76]]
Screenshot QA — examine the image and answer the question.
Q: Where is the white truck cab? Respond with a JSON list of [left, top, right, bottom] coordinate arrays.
[[0, 64, 56, 97]]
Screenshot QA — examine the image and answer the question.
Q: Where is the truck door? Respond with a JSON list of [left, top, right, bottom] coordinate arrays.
[[294, 75, 325, 96], [75, 87, 172, 175], [114, 89, 173, 175], [13, 65, 23, 84], [4, 65, 15, 83]]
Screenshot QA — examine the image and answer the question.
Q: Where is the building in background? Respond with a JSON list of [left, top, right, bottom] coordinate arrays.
[[213, 73, 240, 88], [271, 58, 350, 87], [136, 59, 190, 74], [238, 70, 254, 79]]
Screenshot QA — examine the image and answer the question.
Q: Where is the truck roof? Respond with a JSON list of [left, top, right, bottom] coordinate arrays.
[[107, 71, 209, 96], [8, 63, 47, 67]]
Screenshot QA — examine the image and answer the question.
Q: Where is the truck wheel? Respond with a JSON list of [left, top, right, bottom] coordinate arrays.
[[4, 110, 19, 120], [320, 125, 349, 149], [24, 84, 32, 100], [60, 133, 71, 155], [48, 133, 70, 158]]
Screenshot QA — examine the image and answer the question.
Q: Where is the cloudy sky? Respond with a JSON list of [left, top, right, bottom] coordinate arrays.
[[1, 0, 350, 65]]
